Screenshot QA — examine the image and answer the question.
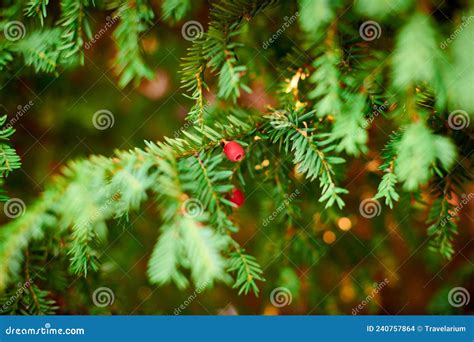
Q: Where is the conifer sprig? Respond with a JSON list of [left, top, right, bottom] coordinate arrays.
[[265, 108, 347, 209], [57, 0, 92, 65], [0, 115, 21, 202], [0, 0, 472, 313], [228, 249, 265, 296], [24, 0, 49, 26], [0, 112, 259, 293], [112, 0, 155, 88]]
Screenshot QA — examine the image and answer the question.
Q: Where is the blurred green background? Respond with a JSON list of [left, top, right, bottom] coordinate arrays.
[[0, 0, 473, 315]]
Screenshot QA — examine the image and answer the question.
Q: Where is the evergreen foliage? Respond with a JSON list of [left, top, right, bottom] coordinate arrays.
[[57, 0, 92, 65], [0, 115, 21, 202], [24, 0, 49, 26], [265, 108, 347, 209], [0, 0, 472, 314], [112, 0, 155, 87], [161, 0, 192, 22]]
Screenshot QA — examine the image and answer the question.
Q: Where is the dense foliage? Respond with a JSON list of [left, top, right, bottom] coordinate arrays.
[[0, 0, 472, 315]]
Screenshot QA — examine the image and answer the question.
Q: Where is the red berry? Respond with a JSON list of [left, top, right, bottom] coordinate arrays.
[[223, 141, 244, 162], [229, 188, 245, 207]]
